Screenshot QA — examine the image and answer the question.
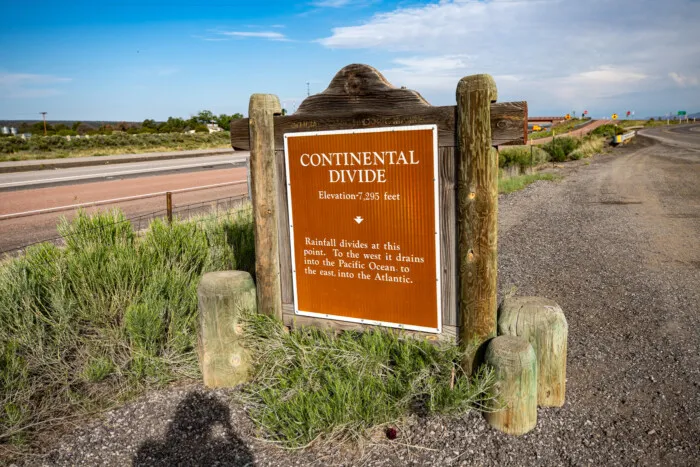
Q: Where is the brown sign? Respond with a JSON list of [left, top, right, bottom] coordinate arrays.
[[284, 125, 441, 333]]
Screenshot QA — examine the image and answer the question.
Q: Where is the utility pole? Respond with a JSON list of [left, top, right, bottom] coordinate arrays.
[[306, 82, 310, 97], [40, 112, 47, 136]]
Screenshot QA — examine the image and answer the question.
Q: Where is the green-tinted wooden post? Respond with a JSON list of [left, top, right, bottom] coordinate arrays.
[[484, 335, 538, 435]]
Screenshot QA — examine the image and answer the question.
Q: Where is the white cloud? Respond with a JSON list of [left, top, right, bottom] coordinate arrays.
[[575, 67, 647, 85], [547, 66, 648, 101], [191, 34, 229, 42], [392, 55, 471, 72], [220, 31, 288, 41], [317, 0, 700, 114], [382, 55, 472, 91], [668, 72, 699, 87], [0, 73, 71, 99]]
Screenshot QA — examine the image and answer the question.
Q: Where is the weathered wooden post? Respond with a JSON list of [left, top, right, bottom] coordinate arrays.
[[498, 296, 568, 407], [197, 271, 256, 388], [248, 94, 283, 320], [457, 75, 499, 371], [484, 335, 538, 435]]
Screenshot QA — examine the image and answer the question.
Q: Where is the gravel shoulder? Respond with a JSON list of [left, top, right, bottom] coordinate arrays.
[[14, 134, 700, 466]]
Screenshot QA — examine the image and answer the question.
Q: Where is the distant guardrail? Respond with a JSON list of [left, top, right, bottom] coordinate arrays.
[[613, 131, 636, 145]]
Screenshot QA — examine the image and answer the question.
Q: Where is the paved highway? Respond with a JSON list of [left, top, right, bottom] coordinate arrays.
[[0, 152, 249, 191], [0, 166, 249, 253], [638, 123, 700, 149]]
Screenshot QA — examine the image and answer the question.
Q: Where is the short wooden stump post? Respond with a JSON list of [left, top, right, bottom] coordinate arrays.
[[484, 335, 538, 435], [498, 297, 568, 407], [197, 271, 256, 388]]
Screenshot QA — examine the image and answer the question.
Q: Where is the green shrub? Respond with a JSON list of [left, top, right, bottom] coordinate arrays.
[[546, 144, 566, 162], [124, 303, 166, 355], [59, 209, 135, 251], [499, 145, 550, 168], [0, 137, 29, 154], [240, 313, 496, 447], [224, 210, 256, 278], [140, 219, 209, 274], [0, 205, 255, 448], [591, 124, 624, 136], [541, 136, 580, 162], [82, 356, 115, 383]]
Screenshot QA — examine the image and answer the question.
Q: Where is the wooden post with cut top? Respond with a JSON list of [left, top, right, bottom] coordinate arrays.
[[248, 94, 283, 320], [457, 74, 499, 371]]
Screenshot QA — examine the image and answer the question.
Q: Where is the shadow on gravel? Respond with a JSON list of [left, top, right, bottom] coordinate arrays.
[[133, 391, 255, 466]]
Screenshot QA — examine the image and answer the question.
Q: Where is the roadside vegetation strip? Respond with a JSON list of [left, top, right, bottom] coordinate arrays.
[[498, 145, 549, 170], [568, 137, 605, 159], [499, 173, 559, 194], [239, 312, 496, 448], [0, 132, 232, 162], [0, 207, 255, 449], [0, 206, 496, 455], [590, 124, 626, 138], [499, 135, 604, 172]]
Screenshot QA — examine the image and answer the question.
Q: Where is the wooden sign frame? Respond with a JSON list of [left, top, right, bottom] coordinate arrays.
[[236, 64, 527, 344], [283, 125, 442, 334]]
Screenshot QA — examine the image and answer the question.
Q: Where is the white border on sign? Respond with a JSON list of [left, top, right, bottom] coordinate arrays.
[[283, 125, 442, 334]]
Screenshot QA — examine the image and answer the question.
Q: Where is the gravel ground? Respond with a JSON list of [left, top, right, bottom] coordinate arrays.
[[14, 131, 700, 466]]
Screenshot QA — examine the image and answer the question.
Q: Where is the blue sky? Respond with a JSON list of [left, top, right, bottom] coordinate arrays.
[[1, 0, 698, 121]]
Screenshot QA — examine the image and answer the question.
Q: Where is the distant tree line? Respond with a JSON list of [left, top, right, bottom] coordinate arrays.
[[12, 110, 242, 137]]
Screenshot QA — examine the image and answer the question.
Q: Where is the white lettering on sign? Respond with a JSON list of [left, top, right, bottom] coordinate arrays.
[[299, 150, 419, 183]]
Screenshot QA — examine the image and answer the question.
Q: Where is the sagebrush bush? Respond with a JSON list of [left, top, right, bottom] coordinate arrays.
[[0, 206, 254, 445], [499, 145, 550, 168], [541, 136, 581, 162], [240, 312, 496, 447], [591, 124, 624, 136]]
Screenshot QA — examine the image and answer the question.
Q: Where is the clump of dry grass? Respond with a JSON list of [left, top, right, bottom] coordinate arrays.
[[569, 136, 605, 160], [238, 313, 496, 448]]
